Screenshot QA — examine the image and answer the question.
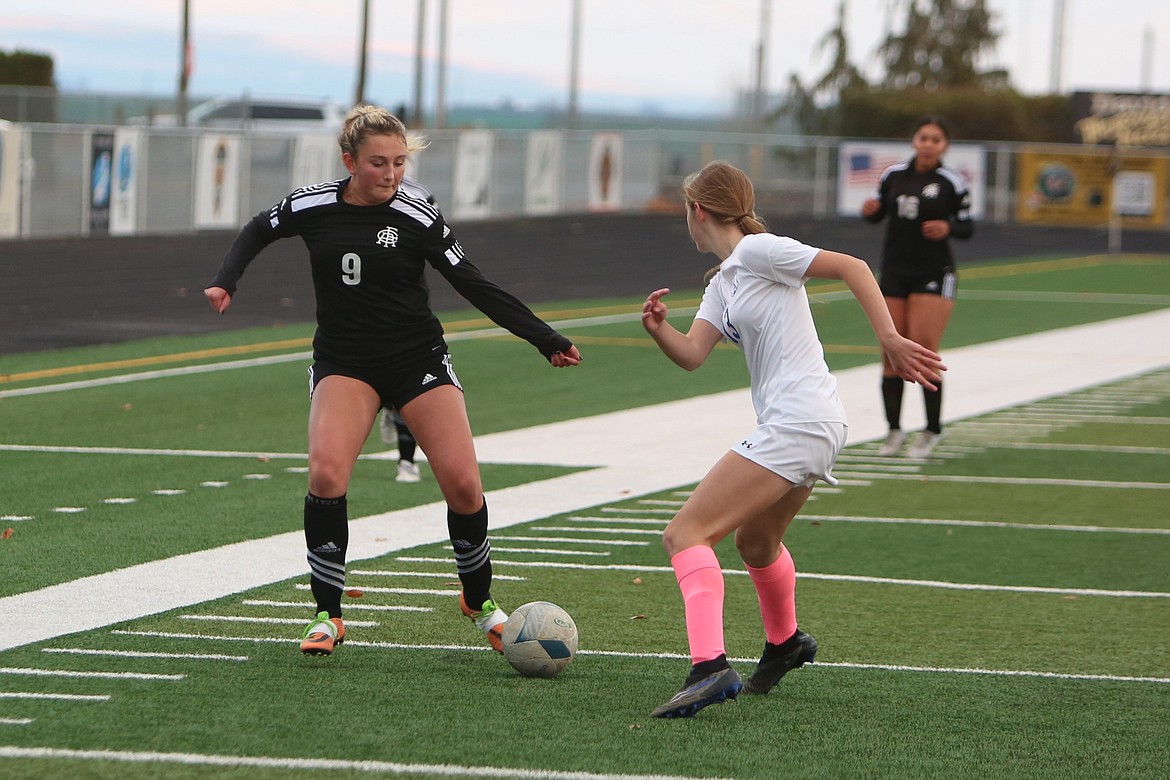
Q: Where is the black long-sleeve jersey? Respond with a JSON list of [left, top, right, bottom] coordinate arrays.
[[863, 158, 974, 272], [208, 177, 571, 369]]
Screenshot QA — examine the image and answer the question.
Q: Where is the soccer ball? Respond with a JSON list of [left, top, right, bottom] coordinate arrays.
[[501, 601, 578, 678]]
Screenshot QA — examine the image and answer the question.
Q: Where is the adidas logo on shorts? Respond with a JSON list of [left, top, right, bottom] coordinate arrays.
[[421, 373, 437, 385]]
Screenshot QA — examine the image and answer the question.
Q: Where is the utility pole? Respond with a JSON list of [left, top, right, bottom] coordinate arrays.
[[754, 0, 771, 123], [568, 0, 582, 129], [178, 0, 191, 127], [355, 0, 371, 107], [1140, 24, 1153, 91], [1049, 0, 1066, 94], [435, 0, 449, 129], [413, 0, 427, 127]]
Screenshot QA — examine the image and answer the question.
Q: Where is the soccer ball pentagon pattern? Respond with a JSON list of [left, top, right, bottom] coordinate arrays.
[[501, 601, 578, 678]]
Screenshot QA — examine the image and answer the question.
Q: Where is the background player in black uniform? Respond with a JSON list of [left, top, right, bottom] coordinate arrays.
[[205, 105, 581, 656], [380, 405, 421, 483], [861, 116, 973, 458]]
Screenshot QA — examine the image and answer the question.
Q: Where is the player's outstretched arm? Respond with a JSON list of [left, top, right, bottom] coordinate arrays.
[[806, 250, 946, 390], [641, 288, 721, 372]]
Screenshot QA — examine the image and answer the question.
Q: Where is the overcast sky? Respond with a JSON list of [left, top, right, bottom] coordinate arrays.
[[3, 1, 1167, 115]]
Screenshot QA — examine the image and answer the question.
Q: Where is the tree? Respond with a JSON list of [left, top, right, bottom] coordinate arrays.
[[0, 49, 54, 87], [775, 0, 1070, 141], [771, 0, 867, 135], [814, 1, 868, 104], [877, 0, 1000, 90]]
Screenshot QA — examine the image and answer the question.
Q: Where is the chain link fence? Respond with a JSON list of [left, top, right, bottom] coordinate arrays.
[[0, 119, 1166, 241]]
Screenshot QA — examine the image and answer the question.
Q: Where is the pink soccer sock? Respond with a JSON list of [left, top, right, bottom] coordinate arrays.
[[670, 545, 726, 664], [745, 544, 798, 645]]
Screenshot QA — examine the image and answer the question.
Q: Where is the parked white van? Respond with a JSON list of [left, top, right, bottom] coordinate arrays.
[[131, 95, 346, 133]]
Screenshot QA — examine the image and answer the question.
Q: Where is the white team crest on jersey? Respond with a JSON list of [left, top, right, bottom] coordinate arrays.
[[443, 225, 451, 238], [921, 183, 941, 199], [376, 226, 399, 247]]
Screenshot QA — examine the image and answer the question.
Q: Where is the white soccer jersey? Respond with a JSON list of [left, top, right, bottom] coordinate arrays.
[[695, 233, 847, 427]]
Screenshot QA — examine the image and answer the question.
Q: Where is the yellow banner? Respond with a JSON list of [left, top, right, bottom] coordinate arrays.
[[1016, 147, 1167, 228]]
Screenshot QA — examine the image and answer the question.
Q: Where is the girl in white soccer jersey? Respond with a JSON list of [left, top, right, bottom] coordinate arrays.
[[205, 105, 581, 658], [642, 161, 944, 718]]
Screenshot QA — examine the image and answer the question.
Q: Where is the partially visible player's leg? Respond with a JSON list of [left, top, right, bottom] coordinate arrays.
[[382, 406, 422, 482], [906, 290, 954, 456], [735, 486, 819, 694], [879, 295, 910, 455], [400, 383, 507, 650], [652, 451, 795, 718], [301, 371, 380, 655]]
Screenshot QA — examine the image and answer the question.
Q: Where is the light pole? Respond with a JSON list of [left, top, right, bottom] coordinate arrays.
[[754, 0, 771, 123], [178, 0, 191, 126], [1049, 0, 1066, 94], [355, 0, 371, 107], [413, 0, 426, 127], [435, 0, 448, 129], [568, 0, 582, 129]]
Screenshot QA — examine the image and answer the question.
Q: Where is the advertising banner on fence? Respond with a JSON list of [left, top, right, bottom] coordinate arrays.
[[452, 130, 493, 221], [89, 131, 114, 234], [1016, 147, 1168, 227], [1072, 91, 1170, 147], [525, 131, 563, 215], [837, 141, 987, 220], [0, 124, 21, 239], [110, 127, 141, 236], [194, 135, 241, 229], [588, 132, 622, 212]]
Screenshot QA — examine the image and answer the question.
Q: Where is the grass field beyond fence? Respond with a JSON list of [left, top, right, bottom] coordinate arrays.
[[1, 253, 1168, 779]]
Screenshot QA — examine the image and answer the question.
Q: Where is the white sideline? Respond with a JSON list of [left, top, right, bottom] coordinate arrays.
[[2, 309, 1169, 652]]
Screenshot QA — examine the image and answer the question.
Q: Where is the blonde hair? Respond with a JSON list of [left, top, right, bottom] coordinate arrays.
[[683, 161, 767, 282], [682, 161, 767, 235], [338, 104, 429, 158]]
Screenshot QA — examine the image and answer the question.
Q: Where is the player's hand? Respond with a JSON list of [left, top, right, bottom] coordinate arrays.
[[204, 286, 232, 314], [860, 198, 880, 218], [881, 334, 946, 391], [921, 219, 950, 240], [550, 346, 582, 368], [642, 288, 671, 334]]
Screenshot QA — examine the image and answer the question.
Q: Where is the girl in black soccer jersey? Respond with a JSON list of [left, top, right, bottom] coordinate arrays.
[[205, 105, 581, 657], [862, 115, 973, 459]]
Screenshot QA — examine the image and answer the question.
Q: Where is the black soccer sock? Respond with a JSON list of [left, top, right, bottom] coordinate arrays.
[[882, 376, 905, 430], [395, 418, 417, 463], [304, 492, 348, 618], [923, 381, 944, 434], [760, 630, 802, 662], [448, 498, 492, 610], [685, 654, 731, 685]]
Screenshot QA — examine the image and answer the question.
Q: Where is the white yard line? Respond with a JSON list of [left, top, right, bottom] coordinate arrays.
[[0, 746, 739, 780], [2, 309, 1169, 653], [44, 635, 1170, 687], [395, 557, 1170, 599]]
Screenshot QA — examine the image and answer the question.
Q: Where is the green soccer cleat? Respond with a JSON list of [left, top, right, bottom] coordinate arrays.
[[300, 610, 345, 656], [459, 592, 508, 653]]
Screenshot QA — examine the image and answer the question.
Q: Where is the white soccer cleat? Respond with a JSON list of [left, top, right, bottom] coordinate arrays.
[[379, 409, 397, 446], [396, 460, 421, 483], [877, 430, 907, 457], [907, 430, 943, 458]]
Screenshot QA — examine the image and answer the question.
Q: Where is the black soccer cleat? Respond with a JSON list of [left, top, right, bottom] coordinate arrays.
[[743, 630, 817, 695], [650, 666, 743, 719]]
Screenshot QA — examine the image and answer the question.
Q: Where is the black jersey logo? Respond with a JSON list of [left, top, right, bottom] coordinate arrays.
[[376, 226, 399, 247], [921, 183, 941, 199]]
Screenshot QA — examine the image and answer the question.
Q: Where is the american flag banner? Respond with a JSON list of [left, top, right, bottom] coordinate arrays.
[[837, 141, 986, 219]]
